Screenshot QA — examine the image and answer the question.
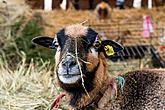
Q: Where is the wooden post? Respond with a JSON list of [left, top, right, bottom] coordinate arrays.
[[25, 0, 44, 9], [141, 0, 148, 8], [124, 0, 134, 8], [109, 0, 116, 8], [52, 0, 61, 9], [44, 0, 53, 11], [153, 0, 163, 7], [163, 0, 165, 5]]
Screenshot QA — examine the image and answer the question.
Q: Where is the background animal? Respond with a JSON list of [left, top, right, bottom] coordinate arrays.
[[94, 1, 112, 20], [32, 24, 165, 110]]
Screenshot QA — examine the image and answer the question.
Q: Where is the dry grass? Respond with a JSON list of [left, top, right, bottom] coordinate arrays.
[[0, 0, 30, 49], [0, 52, 68, 110], [108, 55, 153, 76], [38, 7, 165, 37]]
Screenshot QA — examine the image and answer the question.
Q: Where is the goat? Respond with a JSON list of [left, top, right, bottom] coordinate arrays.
[[94, 1, 112, 20], [32, 24, 165, 110]]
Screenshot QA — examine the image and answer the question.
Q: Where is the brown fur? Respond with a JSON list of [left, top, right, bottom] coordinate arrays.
[[98, 69, 165, 110], [53, 25, 165, 110], [64, 49, 165, 110], [65, 24, 88, 38], [68, 53, 111, 109], [86, 52, 100, 72]]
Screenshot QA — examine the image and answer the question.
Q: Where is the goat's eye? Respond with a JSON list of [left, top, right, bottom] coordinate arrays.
[[54, 43, 59, 48], [53, 38, 59, 48], [93, 41, 101, 49]]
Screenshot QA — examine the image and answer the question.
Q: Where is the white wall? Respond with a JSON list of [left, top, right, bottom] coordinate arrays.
[[148, 0, 152, 9], [133, 0, 153, 9], [44, 0, 52, 11], [133, 0, 142, 8]]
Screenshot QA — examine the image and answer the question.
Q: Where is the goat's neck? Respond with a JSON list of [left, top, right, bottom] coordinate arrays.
[[69, 59, 110, 109]]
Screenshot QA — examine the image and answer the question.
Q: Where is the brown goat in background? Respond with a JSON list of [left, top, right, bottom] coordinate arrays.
[[32, 24, 165, 110], [94, 1, 112, 20]]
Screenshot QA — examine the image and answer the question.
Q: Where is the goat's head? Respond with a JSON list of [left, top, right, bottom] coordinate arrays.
[[32, 24, 123, 91]]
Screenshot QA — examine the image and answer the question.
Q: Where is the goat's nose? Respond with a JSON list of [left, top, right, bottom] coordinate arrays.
[[62, 55, 77, 68]]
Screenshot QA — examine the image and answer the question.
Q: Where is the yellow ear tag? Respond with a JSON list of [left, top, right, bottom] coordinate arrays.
[[104, 45, 115, 56]]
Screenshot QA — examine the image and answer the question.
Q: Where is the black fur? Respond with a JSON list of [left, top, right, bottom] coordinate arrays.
[[32, 36, 55, 49], [57, 29, 67, 50], [83, 28, 98, 52]]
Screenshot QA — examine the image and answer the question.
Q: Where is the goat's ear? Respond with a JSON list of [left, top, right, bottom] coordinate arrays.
[[32, 36, 57, 49], [99, 40, 124, 57]]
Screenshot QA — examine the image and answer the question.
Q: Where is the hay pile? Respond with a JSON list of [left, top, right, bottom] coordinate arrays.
[[0, 53, 68, 110], [40, 10, 95, 37], [0, 0, 30, 30], [39, 7, 165, 37], [0, 1, 67, 109], [0, 0, 30, 52]]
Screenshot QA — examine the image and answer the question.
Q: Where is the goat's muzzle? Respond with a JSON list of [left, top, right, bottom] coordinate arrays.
[[56, 54, 82, 84]]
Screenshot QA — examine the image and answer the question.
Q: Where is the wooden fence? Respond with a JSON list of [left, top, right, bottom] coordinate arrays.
[[89, 19, 165, 73]]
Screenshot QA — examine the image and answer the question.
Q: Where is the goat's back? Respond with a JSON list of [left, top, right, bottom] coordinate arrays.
[[102, 69, 165, 110]]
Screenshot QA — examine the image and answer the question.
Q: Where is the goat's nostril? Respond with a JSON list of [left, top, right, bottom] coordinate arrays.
[[69, 61, 76, 67], [62, 61, 67, 68], [62, 60, 77, 68], [61, 54, 77, 68]]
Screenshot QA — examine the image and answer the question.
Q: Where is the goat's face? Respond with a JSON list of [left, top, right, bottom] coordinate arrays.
[[32, 24, 123, 90]]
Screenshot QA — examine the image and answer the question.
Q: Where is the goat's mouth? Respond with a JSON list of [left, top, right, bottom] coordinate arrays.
[[57, 64, 83, 84], [58, 74, 81, 84]]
